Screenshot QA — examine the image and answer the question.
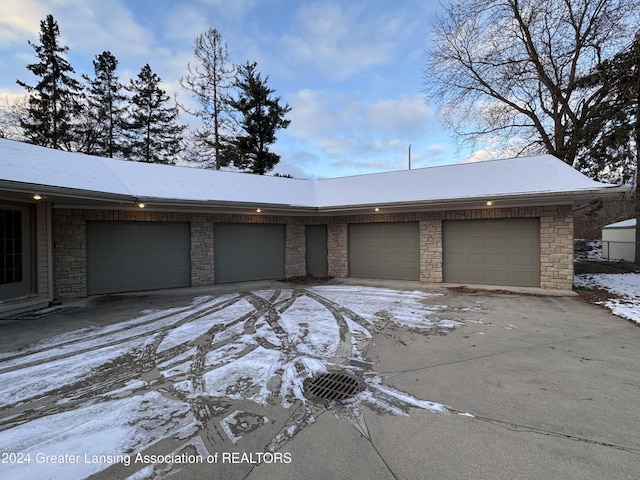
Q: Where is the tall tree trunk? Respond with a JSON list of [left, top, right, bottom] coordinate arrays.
[[635, 36, 640, 264], [635, 123, 640, 263]]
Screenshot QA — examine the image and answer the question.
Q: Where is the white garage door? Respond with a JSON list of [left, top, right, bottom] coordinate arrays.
[[87, 221, 191, 294], [348, 222, 419, 280], [443, 218, 540, 287]]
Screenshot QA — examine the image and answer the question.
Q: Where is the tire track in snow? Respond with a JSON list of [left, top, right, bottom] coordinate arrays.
[[0, 294, 249, 430], [0, 294, 246, 374], [0, 286, 471, 479]]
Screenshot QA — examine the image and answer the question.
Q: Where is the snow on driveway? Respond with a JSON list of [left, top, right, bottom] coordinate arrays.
[[574, 273, 640, 324], [0, 286, 477, 480]]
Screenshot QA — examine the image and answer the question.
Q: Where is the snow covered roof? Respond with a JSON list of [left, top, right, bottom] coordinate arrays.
[[0, 138, 617, 213], [603, 218, 636, 229], [312, 155, 614, 208]]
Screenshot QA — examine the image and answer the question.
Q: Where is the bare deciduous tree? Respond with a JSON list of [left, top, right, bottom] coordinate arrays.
[[0, 97, 28, 141], [424, 0, 640, 166], [180, 28, 236, 169]]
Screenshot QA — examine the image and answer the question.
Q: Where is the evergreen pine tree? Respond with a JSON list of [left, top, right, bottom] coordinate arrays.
[[80, 51, 128, 157], [126, 64, 186, 164], [16, 14, 83, 150], [226, 61, 291, 174]]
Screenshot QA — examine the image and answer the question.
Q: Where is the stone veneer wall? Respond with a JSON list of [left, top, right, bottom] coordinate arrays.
[[53, 204, 575, 299], [327, 223, 348, 278], [54, 208, 87, 299], [539, 205, 574, 290], [190, 215, 214, 287], [419, 216, 443, 283], [285, 224, 306, 278]]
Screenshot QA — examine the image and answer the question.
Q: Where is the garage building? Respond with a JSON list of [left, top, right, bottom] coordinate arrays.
[[0, 138, 619, 314]]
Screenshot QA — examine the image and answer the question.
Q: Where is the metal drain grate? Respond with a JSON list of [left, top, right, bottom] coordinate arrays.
[[303, 371, 363, 404]]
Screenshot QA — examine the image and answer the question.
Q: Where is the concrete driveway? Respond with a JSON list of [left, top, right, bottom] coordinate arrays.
[[0, 279, 639, 480]]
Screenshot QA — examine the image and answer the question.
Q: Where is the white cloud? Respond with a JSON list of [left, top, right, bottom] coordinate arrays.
[[464, 149, 496, 163], [426, 143, 449, 156], [462, 136, 528, 164], [287, 89, 435, 148], [195, 0, 261, 21], [0, 0, 46, 45], [368, 94, 435, 135], [277, 87, 450, 176], [2, 1, 156, 59], [162, 6, 211, 45], [280, 1, 411, 81]]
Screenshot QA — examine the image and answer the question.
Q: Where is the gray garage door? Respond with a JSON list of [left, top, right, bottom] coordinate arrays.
[[443, 218, 540, 287], [87, 221, 191, 295], [214, 223, 285, 283], [306, 225, 328, 276], [349, 222, 419, 280]]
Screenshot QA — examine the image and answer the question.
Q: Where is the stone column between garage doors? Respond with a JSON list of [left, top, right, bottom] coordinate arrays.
[[190, 214, 214, 287], [327, 223, 348, 278], [419, 217, 443, 283], [539, 205, 574, 290], [53, 208, 87, 299], [285, 223, 306, 278]]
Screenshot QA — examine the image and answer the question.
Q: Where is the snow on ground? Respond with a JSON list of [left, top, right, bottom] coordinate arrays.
[[0, 392, 192, 479], [574, 239, 603, 261], [574, 273, 640, 324], [0, 286, 477, 480]]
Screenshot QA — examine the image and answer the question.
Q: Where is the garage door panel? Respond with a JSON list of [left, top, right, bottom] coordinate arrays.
[[448, 267, 464, 279], [87, 222, 191, 295], [468, 253, 487, 265], [399, 252, 417, 263], [214, 224, 285, 283], [120, 260, 142, 272], [384, 238, 400, 248], [490, 236, 509, 249], [514, 253, 535, 266], [447, 236, 464, 249], [514, 236, 536, 249], [489, 270, 509, 283], [490, 253, 509, 265], [467, 269, 487, 282], [443, 219, 540, 287], [120, 275, 142, 290], [467, 236, 485, 248], [447, 252, 464, 264], [121, 238, 139, 250], [514, 271, 536, 284], [348, 222, 419, 281]]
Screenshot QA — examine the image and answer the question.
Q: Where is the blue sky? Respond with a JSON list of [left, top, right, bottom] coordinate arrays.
[[0, 0, 479, 179]]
